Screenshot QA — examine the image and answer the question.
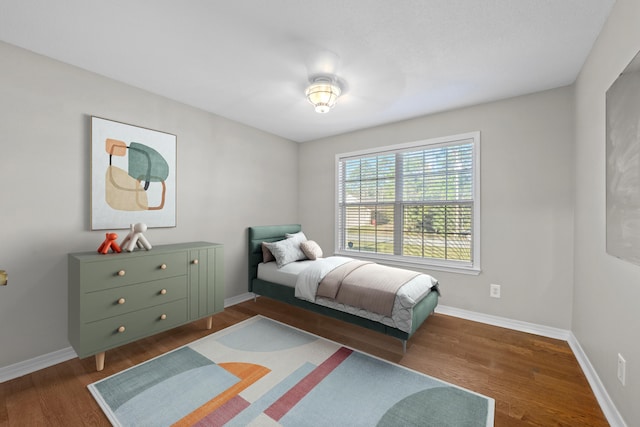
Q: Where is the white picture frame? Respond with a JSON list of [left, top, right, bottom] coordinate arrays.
[[606, 50, 640, 265], [91, 116, 177, 230]]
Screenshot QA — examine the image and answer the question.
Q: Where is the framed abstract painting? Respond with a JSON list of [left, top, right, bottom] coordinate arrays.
[[91, 116, 177, 230]]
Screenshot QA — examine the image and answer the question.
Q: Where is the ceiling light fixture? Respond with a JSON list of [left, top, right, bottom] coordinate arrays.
[[305, 76, 342, 113]]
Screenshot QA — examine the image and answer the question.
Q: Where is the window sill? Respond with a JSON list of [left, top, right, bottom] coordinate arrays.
[[333, 250, 481, 276]]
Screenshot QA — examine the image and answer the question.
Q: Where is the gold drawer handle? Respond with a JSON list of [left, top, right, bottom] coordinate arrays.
[[117, 326, 126, 333], [160, 289, 167, 295], [160, 264, 167, 270], [117, 270, 126, 277], [192, 259, 199, 265], [117, 298, 126, 305], [160, 314, 167, 320]]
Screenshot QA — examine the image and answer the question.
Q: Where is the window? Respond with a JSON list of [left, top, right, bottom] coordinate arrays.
[[335, 132, 480, 274]]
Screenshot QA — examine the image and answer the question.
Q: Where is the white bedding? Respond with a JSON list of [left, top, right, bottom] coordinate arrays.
[[257, 259, 316, 287], [256, 256, 438, 333]]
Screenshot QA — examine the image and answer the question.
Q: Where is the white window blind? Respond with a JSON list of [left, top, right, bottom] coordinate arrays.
[[336, 132, 480, 273]]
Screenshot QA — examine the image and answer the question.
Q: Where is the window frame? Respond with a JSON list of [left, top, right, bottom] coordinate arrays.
[[334, 131, 481, 275]]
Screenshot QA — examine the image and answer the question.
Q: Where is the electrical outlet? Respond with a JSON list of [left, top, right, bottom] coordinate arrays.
[[617, 353, 626, 386], [490, 283, 501, 298]]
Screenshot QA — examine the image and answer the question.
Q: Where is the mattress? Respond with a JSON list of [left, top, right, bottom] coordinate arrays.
[[257, 260, 316, 287], [256, 257, 437, 333]]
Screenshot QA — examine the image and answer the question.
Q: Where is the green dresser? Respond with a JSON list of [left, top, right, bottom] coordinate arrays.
[[68, 242, 223, 370]]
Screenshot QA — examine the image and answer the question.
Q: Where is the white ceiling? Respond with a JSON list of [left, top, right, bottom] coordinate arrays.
[[0, 0, 615, 142]]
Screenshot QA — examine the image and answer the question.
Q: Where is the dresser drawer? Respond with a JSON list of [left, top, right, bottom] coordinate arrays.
[[79, 251, 188, 292], [69, 242, 224, 369], [81, 276, 187, 323], [78, 299, 188, 357]]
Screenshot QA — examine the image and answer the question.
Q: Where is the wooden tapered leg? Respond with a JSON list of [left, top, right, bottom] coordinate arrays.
[[206, 316, 213, 330], [95, 352, 105, 371]]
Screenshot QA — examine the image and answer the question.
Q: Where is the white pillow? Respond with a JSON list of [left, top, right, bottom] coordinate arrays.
[[263, 237, 307, 268], [285, 231, 307, 245]]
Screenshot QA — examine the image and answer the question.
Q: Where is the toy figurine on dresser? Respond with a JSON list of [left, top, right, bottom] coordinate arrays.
[[120, 223, 152, 252], [97, 233, 122, 254]]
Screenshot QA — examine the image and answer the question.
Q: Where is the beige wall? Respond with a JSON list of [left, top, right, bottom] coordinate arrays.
[[574, 0, 640, 424], [299, 86, 575, 329], [0, 41, 299, 368]]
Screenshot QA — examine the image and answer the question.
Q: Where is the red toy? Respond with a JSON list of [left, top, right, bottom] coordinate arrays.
[[98, 232, 122, 254]]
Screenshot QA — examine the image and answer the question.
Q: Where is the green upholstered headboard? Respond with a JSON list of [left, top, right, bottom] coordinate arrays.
[[247, 224, 302, 291]]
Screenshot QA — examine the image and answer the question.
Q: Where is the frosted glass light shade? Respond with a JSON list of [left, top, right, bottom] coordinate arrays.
[[305, 77, 341, 113]]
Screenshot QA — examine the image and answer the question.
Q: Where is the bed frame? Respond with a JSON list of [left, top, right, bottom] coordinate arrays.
[[248, 224, 439, 351]]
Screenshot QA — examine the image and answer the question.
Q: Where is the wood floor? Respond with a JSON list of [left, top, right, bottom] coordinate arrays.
[[0, 297, 608, 426]]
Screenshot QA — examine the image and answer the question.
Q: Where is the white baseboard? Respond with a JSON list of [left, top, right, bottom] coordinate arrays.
[[224, 292, 255, 307], [0, 347, 77, 384], [435, 304, 626, 427], [434, 305, 571, 340], [0, 300, 627, 426], [567, 333, 627, 427]]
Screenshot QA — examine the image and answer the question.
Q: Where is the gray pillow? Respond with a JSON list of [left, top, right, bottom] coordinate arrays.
[[263, 237, 307, 267], [261, 242, 275, 263]]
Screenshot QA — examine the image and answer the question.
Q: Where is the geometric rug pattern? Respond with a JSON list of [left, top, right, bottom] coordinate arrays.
[[89, 315, 494, 426]]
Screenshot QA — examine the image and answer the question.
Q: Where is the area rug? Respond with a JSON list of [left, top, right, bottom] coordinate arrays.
[[89, 315, 494, 426]]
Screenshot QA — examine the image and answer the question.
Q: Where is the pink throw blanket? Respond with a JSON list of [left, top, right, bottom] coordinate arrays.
[[316, 260, 420, 317]]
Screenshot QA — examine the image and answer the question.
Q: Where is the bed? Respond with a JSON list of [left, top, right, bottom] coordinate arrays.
[[248, 224, 440, 351]]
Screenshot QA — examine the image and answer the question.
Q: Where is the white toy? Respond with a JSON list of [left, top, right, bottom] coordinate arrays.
[[120, 223, 152, 252]]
